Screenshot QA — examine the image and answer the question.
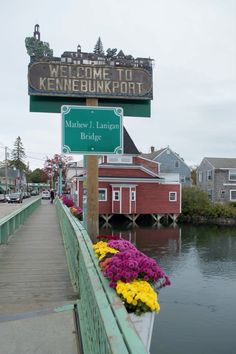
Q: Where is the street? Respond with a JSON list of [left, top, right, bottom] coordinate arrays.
[[0, 196, 41, 219]]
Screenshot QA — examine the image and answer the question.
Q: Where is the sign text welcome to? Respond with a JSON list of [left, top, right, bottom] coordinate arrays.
[[29, 63, 152, 100]]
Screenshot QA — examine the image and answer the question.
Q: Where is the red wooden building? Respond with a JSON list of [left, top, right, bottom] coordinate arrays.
[[73, 128, 181, 224]]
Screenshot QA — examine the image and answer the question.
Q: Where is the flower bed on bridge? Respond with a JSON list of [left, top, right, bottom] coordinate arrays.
[[60, 195, 83, 221], [93, 235, 171, 316]]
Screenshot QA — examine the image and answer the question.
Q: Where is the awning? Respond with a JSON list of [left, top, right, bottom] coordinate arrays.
[[0, 184, 14, 192]]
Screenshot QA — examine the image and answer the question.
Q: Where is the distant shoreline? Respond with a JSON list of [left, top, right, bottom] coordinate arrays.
[[178, 215, 236, 226]]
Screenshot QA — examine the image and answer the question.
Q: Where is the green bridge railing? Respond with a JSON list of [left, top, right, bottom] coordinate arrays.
[[55, 199, 149, 354], [0, 197, 41, 244]]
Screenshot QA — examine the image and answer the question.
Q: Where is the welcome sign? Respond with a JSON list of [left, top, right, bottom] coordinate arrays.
[[28, 62, 152, 100], [26, 26, 153, 116]]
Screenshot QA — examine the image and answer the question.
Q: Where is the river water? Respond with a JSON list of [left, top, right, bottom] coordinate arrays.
[[99, 223, 236, 354]]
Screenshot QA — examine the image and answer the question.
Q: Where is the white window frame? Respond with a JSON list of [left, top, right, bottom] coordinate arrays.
[[207, 170, 213, 180], [169, 192, 177, 202], [131, 190, 136, 201], [180, 176, 186, 183], [112, 190, 120, 201], [198, 171, 203, 183], [98, 188, 107, 201], [107, 156, 133, 164], [229, 169, 236, 181], [230, 190, 236, 201]]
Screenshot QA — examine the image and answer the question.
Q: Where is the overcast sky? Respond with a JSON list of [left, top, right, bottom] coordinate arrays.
[[0, 0, 235, 170]]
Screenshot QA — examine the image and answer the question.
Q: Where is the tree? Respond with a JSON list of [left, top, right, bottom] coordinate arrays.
[[93, 37, 104, 55], [106, 48, 117, 58], [10, 136, 27, 171], [43, 154, 72, 188], [25, 37, 53, 57], [191, 167, 197, 185], [28, 168, 48, 183]]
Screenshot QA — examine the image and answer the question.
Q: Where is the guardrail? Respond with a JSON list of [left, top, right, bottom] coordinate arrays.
[[55, 199, 148, 354], [0, 197, 41, 244]]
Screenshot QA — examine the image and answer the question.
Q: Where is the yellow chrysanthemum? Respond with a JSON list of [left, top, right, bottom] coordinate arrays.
[[115, 280, 160, 313], [93, 241, 119, 260]]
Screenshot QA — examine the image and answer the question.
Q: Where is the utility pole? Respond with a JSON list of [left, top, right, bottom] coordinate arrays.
[[86, 98, 99, 243], [5, 147, 8, 194]]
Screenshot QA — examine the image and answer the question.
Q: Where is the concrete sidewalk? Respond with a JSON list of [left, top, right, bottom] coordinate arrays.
[[0, 306, 78, 354]]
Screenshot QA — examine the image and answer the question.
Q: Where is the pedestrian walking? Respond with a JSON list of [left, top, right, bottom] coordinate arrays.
[[50, 189, 55, 204]]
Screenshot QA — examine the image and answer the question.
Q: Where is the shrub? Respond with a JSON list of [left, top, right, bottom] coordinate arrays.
[[181, 187, 236, 220], [229, 201, 236, 208], [181, 187, 211, 216]]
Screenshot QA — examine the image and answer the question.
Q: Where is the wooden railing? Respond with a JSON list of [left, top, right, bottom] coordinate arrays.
[[0, 197, 41, 244]]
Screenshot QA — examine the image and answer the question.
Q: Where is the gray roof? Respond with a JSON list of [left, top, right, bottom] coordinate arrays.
[[141, 148, 166, 160], [205, 157, 236, 169]]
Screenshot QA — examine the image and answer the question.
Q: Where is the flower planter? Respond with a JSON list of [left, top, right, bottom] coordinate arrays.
[[93, 236, 170, 353], [129, 311, 155, 353]]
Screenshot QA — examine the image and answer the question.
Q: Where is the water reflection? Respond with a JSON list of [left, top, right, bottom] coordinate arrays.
[[99, 223, 236, 354], [99, 224, 181, 252]]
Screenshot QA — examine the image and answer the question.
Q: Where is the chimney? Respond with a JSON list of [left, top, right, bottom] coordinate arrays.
[[150, 146, 155, 153]]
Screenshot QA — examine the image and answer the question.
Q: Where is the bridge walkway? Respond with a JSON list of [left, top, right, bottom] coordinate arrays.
[[0, 201, 79, 354]]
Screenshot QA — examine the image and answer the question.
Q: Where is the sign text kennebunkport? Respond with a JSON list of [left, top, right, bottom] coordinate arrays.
[[28, 62, 152, 100]]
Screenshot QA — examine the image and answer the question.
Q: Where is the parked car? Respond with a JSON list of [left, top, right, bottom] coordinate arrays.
[[31, 190, 38, 196], [22, 191, 31, 199], [7, 192, 23, 203], [41, 190, 50, 200], [0, 194, 7, 203]]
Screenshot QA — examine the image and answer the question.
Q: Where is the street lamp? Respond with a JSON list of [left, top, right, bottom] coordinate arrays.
[[49, 163, 57, 189], [58, 161, 63, 196]]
